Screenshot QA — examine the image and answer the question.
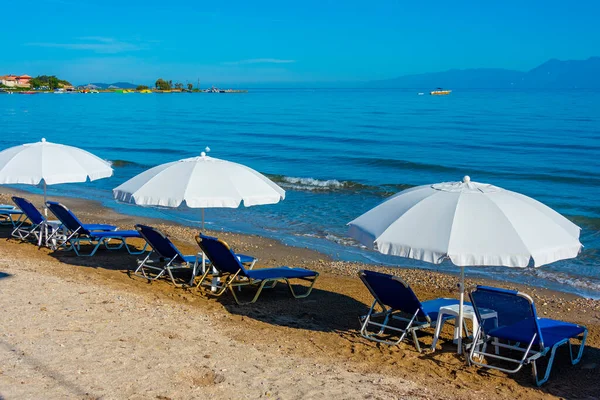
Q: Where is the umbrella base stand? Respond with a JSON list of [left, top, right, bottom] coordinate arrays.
[[211, 277, 221, 292]]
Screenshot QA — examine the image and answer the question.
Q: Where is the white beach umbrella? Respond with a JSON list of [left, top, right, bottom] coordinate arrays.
[[348, 176, 582, 353], [0, 138, 113, 213], [113, 151, 285, 217], [112, 150, 285, 279]]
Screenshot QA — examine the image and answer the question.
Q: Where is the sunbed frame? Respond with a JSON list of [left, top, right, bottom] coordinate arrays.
[[10, 197, 46, 243], [467, 285, 587, 386], [134, 224, 199, 286], [358, 269, 461, 352], [195, 234, 318, 305], [46, 201, 147, 257]]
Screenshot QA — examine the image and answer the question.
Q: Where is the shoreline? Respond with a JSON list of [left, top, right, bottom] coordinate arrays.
[[0, 187, 590, 302], [1, 189, 599, 398]]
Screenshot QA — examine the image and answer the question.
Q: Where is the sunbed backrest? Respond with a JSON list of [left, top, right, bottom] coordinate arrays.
[[46, 201, 89, 234], [470, 285, 543, 341], [359, 270, 427, 320], [12, 196, 44, 225], [197, 234, 248, 276], [135, 224, 184, 260]]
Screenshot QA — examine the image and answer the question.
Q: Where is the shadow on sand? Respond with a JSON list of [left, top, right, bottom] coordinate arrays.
[[219, 283, 370, 333]]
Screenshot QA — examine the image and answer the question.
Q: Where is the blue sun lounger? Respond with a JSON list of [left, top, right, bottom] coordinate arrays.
[[195, 233, 318, 304], [468, 286, 587, 386], [358, 269, 464, 352], [0, 205, 24, 227], [10, 196, 62, 245], [46, 201, 147, 256], [134, 224, 256, 287]]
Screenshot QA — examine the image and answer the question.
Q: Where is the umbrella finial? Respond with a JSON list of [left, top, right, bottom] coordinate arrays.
[[463, 175, 471, 183], [41, 138, 46, 143], [201, 152, 206, 157]]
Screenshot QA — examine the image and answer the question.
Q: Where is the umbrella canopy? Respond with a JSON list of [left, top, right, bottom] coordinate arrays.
[[113, 152, 285, 209], [348, 176, 581, 267], [0, 138, 113, 185], [348, 175, 582, 353]]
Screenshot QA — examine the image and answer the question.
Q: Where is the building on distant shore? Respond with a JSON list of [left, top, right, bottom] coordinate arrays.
[[0, 74, 31, 88]]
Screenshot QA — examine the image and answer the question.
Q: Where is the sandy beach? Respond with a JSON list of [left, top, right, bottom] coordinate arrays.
[[1, 189, 599, 400]]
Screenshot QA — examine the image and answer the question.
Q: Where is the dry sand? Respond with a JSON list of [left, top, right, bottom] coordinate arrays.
[[0, 190, 599, 399]]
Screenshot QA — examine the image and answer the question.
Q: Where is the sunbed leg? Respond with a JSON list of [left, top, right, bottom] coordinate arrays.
[[411, 329, 422, 353], [103, 237, 125, 251], [533, 347, 557, 387], [166, 266, 184, 287], [285, 274, 319, 299], [360, 300, 378, 336], [73, 239, 102, 257], [229, 279, 269, 305], [124, 240, 148, 255], [532, 338, 562, 386], [569, 329, 587, 365], [197, 271, 239, 298], [379, 313, 391, 335]]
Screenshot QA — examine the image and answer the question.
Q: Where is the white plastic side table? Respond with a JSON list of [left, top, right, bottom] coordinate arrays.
[[43, 220, 65, 248], [430, 304, 497, 353]]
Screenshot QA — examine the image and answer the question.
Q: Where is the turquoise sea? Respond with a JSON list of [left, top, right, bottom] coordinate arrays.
[[1, 89, 599, 297]]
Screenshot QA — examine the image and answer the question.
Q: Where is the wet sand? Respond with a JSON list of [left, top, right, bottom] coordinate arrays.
[[0, 190, 599, 399]]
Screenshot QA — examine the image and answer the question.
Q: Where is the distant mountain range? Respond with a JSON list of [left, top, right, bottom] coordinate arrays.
[[82, 82, 138, 89], [369, 57, 600, 89]]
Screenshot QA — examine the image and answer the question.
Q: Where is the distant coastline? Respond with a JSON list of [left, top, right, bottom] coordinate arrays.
[[0, 75, 248, 94], [368, 56, 600, 89]]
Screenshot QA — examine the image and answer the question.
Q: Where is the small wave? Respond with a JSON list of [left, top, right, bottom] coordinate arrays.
[[269, 175, 371, 192], [108, 159, 149, 168], [325, 233, 365, 247], [296, 232, 366, 247], [529, 269, 600, 299]]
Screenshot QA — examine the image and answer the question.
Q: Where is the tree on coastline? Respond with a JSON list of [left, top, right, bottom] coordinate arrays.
[[174, 82, 184, 90], [29, 75, 71, 90], [136, 85, 150, 91], [187, 83, 193, 90], [155, 78, 171, 90]]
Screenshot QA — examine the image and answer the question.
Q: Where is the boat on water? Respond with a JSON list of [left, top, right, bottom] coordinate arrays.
[[430, 88, 452, 95], [54, 88, 66, 94], [19, 91, 38, 95]]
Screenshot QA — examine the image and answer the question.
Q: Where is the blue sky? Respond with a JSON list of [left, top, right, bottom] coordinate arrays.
[[2, 0, 599, 85]]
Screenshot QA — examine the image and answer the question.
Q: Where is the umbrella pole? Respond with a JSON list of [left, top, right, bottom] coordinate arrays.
[[201, 209, 207, 273], [39, 181, 48, 247], [201, 208, 220, 292], [191, 209, 208, 287], [43, 181, 47, 216], [457, 266, 465, 354]]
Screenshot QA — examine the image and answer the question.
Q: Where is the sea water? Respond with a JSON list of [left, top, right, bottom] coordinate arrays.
[[1, 89, 599, 297]]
